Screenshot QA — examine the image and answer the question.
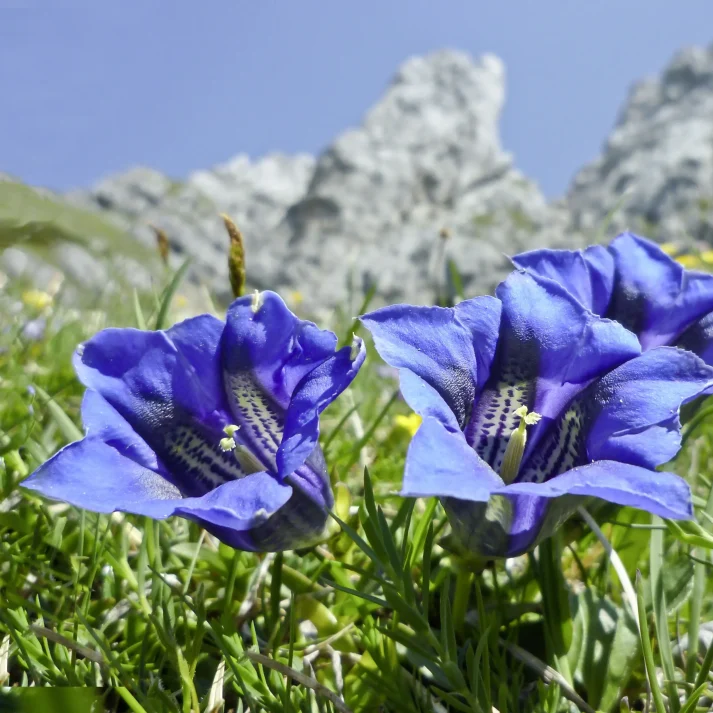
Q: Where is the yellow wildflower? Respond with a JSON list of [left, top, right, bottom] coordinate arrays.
[[21, 290, 53, 311], [659, 242, 679, 256], [675, 254, 702, 269], [393, 412, 422, 437]]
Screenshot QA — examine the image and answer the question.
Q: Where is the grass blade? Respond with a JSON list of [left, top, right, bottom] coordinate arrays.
[[636, 570, 668, 713], [154, 258, 191, 331], [651, 516, 680, 713]]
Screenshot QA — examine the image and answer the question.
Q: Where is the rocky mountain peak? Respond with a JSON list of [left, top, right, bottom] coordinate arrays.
[[6, 44, 713, 313], [567, 42, 713, 245]]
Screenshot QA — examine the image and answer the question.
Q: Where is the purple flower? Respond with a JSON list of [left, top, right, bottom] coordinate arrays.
[[361, 271, 713, 558], [22, 318, 46, 342], [513, 232, 713, 362], [23, 291, 366, 552]]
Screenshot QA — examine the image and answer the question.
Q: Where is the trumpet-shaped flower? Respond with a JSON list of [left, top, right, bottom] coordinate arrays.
[[361, 271, 713, 558], [513, 232, 713, 364], [23, 291, 365, 552]]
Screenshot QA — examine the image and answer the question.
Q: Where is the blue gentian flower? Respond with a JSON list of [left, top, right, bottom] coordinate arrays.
[[361, 271, 713, 558], [23, 291, 366, 552], [513, 232, 713, 363]]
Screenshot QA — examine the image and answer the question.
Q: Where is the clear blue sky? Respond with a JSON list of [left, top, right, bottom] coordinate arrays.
[[2, 2, 713, 198]]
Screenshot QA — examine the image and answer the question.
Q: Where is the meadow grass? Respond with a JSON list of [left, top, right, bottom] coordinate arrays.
[[2, 252, 713, 713]]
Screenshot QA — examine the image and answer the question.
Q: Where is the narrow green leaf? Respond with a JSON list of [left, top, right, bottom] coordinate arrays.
[[636, 570, 668, 713], [447, 258, 465, 302], [132, 289, 147, 330], [688, 472, 713, 682], [422, 522, 434, 618], [376, 624, 436, 660], [679, 681, 711, 713], [474, 576, 492, 712], [154, 258, 191, 331], [408, 498, 438, 569], [650, 516, 680, 713], [329, 511, 385, 570], [430, 686, 472, 712], [270, 552, 283, 631], [341, 390, 399, 472], [440, 577, 457, 664], [363, 467, 379, 526], [381, 582, 430, 632], [322, 400, 361, 453], [32, 385, 83, 443], [327, 580, 389, 610], [377, 506, 404, 582], [692, 634, 713, 695], [570, 590, 639, 711]]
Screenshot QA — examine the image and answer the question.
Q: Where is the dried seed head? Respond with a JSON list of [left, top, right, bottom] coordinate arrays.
[[222, 213, 246, 298], [149, 224, 171, 265]]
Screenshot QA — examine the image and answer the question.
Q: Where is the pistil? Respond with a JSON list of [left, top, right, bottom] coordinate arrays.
[[499, 405, 542, 484]]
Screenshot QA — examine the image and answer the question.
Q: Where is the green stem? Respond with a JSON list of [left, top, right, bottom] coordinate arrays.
[[474, 575, 493, 713], [115, 687, 149, 713], [537, 534, 573, 685], [452, 569, 472, 636]]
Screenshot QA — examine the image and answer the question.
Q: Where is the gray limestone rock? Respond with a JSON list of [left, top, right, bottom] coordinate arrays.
[[53, 50, 563, 310], [567, 43, 713, 247], [7, 42, 713, 312]]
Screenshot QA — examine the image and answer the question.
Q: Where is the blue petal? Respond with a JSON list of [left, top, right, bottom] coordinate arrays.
[[22, 438, 182, 518], [607, 233, 713, 350], [497, 271, 641, 406], [452, 296, 502, 392], [677, 311, 713, 367], [500, 460, 693, 520], [401, 416, 503, 500], [517, 346, 713, 487], [277, 339, 366, 478], [222, 291, 339, 408], [513, 245, 614, 315], [81, 389, 164, 473], [289, 448, 334, 512], [180, 471, 330, 551], [221, 291, 344, 469], [467, 271, 640, 472], [76, 314, 228, 427], [167, 314, 227, 414], [174, 471, 292, 534], [22, 438, 317, 552], [361, 297, 500, 431], [75, 317, 250, 495], [586, 346, 713, 468]]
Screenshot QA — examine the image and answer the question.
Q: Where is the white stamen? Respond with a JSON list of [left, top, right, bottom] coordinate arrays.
[[223, 424, 240, 437], [350, 335, 362, 361], [219, 437, 236, 452], [251, 289, 263, 313], [220, 424, 240, 451]]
